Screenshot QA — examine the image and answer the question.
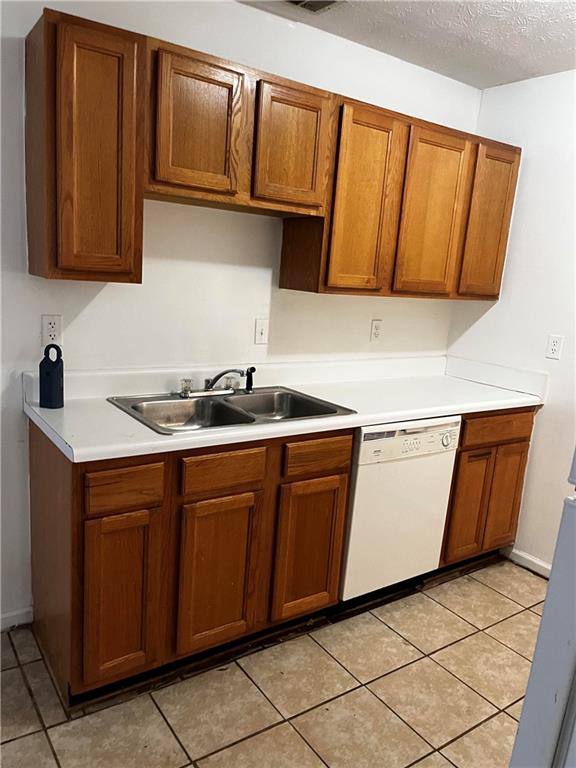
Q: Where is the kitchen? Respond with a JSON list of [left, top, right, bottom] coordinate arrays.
[[1, 2, 575, 767]]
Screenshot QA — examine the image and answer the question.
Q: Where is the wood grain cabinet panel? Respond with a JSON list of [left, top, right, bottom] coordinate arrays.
[[57, 22, 142, 275], [156, 50, 244, 192], [284, 435, 352, 480], [482, 442, 529, 550], [443, 449, 495, 564], [459, 144, 520, 297], [462, 410, 534, 449], [182, 447, 267, 497], [85, 462, 164, 517], [177, 492, 262, 655], [271, 474, 348, 621], [394, 127, 475, 295], [327, 104, 409, 290], [83, 508, 161, 684], [254, 81, 332, 206]]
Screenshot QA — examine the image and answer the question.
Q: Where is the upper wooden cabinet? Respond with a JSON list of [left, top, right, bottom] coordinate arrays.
[[253, 81, 333, 207], [459, 143, 520, 297], [155, 51, 245, 193], [327, 104, 409, 290], [393, 127, 475, 295], [26, 11, 145, 282], [25, 10, 521, 292]]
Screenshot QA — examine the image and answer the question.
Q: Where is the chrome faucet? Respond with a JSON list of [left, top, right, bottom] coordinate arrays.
[[204, 367, 256, 393]]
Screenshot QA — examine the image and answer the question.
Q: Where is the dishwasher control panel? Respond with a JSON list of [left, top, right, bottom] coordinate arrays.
[[359, 419, 461, 464]]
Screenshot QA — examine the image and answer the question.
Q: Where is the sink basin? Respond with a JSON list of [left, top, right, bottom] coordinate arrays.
[[227, 390, 338, 420], [108, 387, 355, 434], [108, 395, 255, 434]]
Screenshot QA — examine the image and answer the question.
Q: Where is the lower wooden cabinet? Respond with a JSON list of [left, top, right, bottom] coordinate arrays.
[[272, 474, 348, 621], [83, 508, 161, 684], [177, 492, 263, 655], [442, 410, 534, 565]]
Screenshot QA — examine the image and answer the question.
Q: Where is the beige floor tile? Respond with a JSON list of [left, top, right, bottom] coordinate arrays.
[[413, 754, 454, 768], [369, 658, 497, 748], [432, 633, 531, 709], [441, 713, 517, 768], [312, 612, 422, 683], [1, 732, 58, 768], [9, 627, 41, 665], [506, 699, 524, 721], [485, 610, 541, 660], [531, 601, 545, 616], [153, 663, 281, 760], [22, 660, 67, 727], [49, 695, 188, 768], [1, 668, 42, 742], [471, 561, 547, 607], [372, 592, 476, 653], [425, 576, 521, 628], [238, 636, 357, 717], [197, 723, 324, 768], [293, 687, 430, 768], [1, 633, 17, 670]]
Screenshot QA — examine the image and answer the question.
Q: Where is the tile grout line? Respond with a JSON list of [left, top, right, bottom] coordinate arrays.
[[148, 691, 198, 768]]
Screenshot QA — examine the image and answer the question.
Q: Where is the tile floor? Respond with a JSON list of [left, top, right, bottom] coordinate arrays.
[[0, 560, 547, 768]]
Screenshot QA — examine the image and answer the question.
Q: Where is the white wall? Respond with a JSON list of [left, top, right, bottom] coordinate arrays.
[[1, 2, 482, 625], [449, 70, 576, 570]]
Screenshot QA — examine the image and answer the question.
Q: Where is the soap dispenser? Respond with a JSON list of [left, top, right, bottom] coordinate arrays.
[[39, 344, 64, 408]]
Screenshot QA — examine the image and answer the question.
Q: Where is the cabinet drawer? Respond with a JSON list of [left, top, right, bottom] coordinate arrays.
[[283, 436, 353, 480], [182, 447, 267, 497], [85, 463, 164, 517], [462, 410, 534, 448]]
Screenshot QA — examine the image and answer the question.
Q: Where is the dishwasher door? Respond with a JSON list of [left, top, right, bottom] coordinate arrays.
[[342, 418, 460, 600]]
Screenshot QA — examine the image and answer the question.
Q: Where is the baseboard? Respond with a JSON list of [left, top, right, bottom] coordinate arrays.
[[507, 547, 552, 578], [1, 606, 33, 631]]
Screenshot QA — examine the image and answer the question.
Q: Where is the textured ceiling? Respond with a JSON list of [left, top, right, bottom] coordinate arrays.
[[246, 0, 576, 87]]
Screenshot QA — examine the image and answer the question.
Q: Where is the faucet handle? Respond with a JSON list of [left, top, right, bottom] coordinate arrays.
[[179, 378, 194, 398]]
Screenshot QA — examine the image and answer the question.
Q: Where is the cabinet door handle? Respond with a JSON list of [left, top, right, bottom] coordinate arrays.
[[469, 451, 492, 461]]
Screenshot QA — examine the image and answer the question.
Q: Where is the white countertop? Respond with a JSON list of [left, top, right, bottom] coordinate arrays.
[[24, 374, 541, 463]]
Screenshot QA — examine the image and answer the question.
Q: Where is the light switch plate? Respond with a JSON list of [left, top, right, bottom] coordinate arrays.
[[254, 317, 269, 345]]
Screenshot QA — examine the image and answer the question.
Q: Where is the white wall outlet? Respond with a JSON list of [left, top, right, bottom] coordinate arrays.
[[545, 334, 564, 360], [254, 316, 269, 345], [41, 314, 62, 348], [370, 318, 383, 343]]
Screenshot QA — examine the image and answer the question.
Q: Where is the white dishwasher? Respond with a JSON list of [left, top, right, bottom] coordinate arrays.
[[342, 415, 461, 600]]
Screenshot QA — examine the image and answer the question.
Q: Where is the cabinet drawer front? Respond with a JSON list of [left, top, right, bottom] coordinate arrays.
[[284, 435, 353, 480], [85, 463, 164, 517], [462, 410, 534, 448], [182, 447, 267, 496]]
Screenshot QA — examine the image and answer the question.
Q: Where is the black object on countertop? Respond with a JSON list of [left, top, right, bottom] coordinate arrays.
[[39, 344, 64, 408]]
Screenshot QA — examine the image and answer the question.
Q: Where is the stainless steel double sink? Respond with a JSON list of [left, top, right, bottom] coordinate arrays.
[[108, 387, 355, 435]]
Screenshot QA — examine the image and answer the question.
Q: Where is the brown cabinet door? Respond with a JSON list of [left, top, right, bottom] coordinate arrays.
[[394, 127, 475, 294], [254, 81, 332, 206], [156, 50, 245, 193], [57, 23, 142, 276], [271, 474, 348, 621], [459, 143, 521, 297], [177, 492, 262, 655], [327, 104, 409, 290], [443, 449, 495, 565], [83, 509, 161, 684], [483, 442, 529, 550]]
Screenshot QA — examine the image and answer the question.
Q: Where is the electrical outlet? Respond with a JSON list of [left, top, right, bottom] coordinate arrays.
[[41, 314, 62, 348], [370, 319, 383, 343], [254, 317, 269, 345], [545, 334, 564, 360]]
